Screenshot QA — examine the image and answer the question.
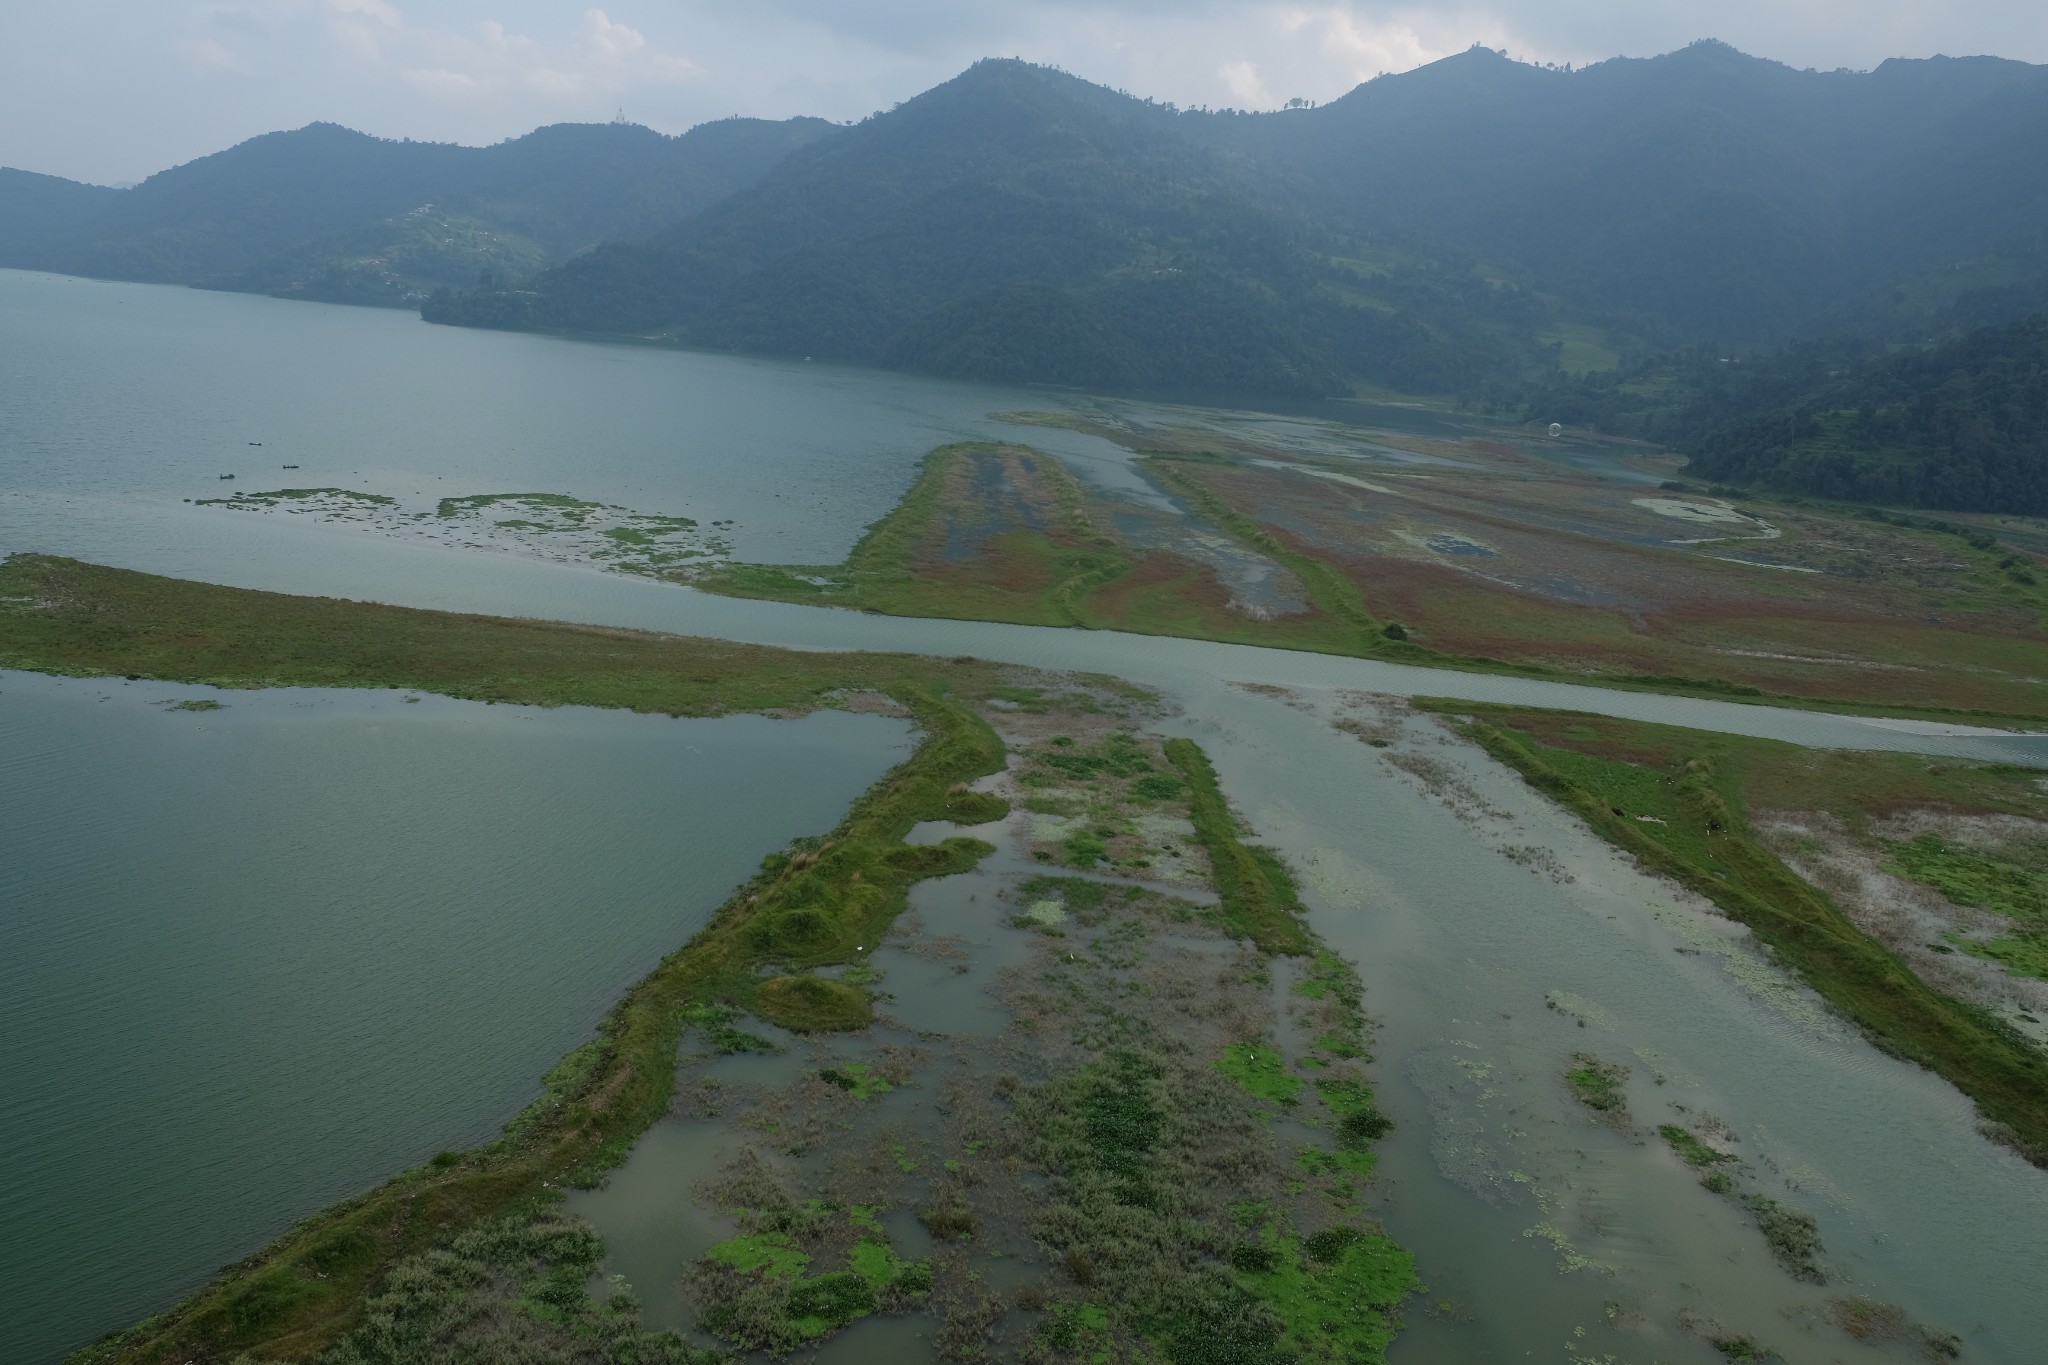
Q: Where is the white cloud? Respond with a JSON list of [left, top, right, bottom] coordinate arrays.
[[319, 3, 695, 105], [174, 36, 245, 72], [1218, 59, 1270, 105], [10, 0, 2048, 184]]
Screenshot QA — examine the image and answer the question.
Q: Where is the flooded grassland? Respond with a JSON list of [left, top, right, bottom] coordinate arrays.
[[2, 556, 1413, 1365], [571, 717, 1418, 1365]]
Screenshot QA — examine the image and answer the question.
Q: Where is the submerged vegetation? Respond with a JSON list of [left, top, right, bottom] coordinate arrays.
[[1422, 699, 2048, 1167], [1166, 739, 1311, 955], [312, 1212, 722, 1365], [1563, 1053, 1630, 1130], [0, 554, 1023, 1364], [4, 554, 1414, 1364], [997, 731, 1415, 1363]]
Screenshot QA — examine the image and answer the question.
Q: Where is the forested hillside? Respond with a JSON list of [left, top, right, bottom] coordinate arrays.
[[0, 169, 122, 262], [425, 59, 1566, 396], [1683, 314, 2048, 511], [425, 45, 2048, 399], [1212, 43, 2048, 346], [0, 116, 836, 304]]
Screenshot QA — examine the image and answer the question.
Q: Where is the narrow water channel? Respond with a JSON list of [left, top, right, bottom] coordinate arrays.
[[1176, 683, 2046, 1362]]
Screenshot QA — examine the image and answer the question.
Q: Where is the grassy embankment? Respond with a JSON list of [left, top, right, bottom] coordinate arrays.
[[689, 441, 2048, 727], [700, 443, 1122, 627], [1166, 737, 1311, 955], [0, 553, 1021, 1364], [1414, 699, 2048, 1166]]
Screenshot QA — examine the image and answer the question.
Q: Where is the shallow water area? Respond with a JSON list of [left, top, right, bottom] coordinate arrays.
[[0, 269, 1094, 566], [0, 669, 911, 1364], [1175, 684, 2048, 1363]]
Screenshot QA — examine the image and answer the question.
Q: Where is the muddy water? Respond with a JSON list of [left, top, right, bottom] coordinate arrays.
[[1176, 683, 2046, 1363]]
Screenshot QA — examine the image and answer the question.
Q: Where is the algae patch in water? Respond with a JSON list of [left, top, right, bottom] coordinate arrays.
[[1657, 1123, 1734, 1170], [683, 1004, 778, 1056], [817, 1062, 893, 1099], [1564, 1053, 1630, 1130]]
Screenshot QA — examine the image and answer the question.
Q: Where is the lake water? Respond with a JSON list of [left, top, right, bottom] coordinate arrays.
[[0, 671, 909, 1364], [4, 269, 2046, 1364]]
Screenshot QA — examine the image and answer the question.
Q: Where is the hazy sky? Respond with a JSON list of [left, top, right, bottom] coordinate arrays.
[[6, 1, 2046, 184]]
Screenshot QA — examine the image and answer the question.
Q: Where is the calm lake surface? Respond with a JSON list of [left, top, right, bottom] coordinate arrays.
[[4, 269, 2046, 1364], [0, 671, 909, 1364]]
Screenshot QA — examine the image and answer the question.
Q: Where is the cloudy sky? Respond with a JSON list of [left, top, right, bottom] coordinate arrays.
[[7, 1, 2046, 184]]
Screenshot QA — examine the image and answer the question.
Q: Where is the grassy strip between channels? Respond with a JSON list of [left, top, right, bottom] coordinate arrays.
[[698, 443, 1133, 628], [1417, 698, 2048, 1167], [0, 554, 1020, 1365], [1165, 737, 1311, 954], [1145, 459, 1386, 647]]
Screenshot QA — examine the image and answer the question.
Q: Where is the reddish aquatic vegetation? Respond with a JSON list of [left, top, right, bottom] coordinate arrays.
[[1181, 458, 2048, 716]]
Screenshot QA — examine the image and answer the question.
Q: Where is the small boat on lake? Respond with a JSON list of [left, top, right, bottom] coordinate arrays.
[[218, 473, 234, 480], [282, 464, 299, 470]]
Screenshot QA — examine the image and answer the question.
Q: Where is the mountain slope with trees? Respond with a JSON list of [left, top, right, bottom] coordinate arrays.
[[0, 116, 837, 302], [426, 59, 1559, 396], [1684, 313, 2048, 511], [424, 45, 2048, 399]]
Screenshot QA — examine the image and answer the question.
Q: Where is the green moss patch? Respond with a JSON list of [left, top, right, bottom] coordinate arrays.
[[1886, 832, 2048, 921], [691, 1183, 931, 1352], [1233, 1226, 1417, 1365], [1216, 1043, 1304, 1106], [1565, 1053, 1629, 1124], [1886, 832, 2048, 981], [1658, 1123, 1733, 1169]]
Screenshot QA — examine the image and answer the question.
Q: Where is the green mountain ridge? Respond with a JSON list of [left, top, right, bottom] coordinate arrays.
[[426, 58, 1560, 396], [422, 45, 2048, 403], [0, 116, 839, 303]]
